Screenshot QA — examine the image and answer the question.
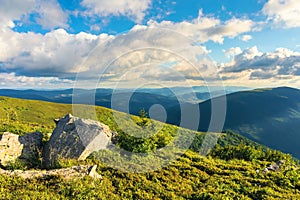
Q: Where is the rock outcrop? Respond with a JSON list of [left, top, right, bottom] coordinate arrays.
[[42, 114, 113, 168], [263, 160, 285, 173], [0, 165, 102, 180], [0, 132, 42, 166]]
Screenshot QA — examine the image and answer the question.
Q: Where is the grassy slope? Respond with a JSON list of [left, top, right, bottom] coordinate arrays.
[[0, 96, 300, 199], [0, 96, 72, 133]]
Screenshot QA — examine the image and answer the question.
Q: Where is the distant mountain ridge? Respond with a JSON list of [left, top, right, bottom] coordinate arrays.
[[0, 86, 248, 114], [222, 87, 300, 158], [167, 87, 300, 158]]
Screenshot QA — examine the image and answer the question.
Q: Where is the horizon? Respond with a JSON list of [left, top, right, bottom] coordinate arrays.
[[1, 85, 300, 92]]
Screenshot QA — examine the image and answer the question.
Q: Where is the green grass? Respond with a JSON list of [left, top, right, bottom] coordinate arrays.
[[0, 96, 72, 126], [0, 96, 300, 199], [0, 150, 300, 199]]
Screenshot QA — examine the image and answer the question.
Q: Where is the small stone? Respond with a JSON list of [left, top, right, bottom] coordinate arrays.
[[263, 168, 269, 173], [88, 165, 103, 179]]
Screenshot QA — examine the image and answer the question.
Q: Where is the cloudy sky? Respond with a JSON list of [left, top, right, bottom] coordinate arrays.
[[0, 0, 300, 89]]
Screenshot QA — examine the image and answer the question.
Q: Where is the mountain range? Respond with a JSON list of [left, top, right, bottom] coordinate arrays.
[[0, 86, 299, 158], [167, 87, 300, 158]]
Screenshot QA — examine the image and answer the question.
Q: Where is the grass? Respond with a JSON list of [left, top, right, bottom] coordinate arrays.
[[0, 96, 300, 199], [0, 150, 300, 199]]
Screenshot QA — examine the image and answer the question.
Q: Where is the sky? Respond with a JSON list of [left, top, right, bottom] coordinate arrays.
[[0, 0, 300, 89]]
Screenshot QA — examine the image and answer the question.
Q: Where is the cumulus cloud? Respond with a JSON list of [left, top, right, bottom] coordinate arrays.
[[0, 0, 68, 30], [0, 73, 74, 88], [223, 47, 242, 58], [249, 69, 278, 80], [222, 46, 300, 80], [0, 28, 112, 78], [74, 27, 218, 88], [263, 0, 300, 28], [2, 1, 300, 88], [35, 0, 69, 30], [0, 25, 212, 87], [207, 18, 255, 43], [0, 0, 35, 28], [72, 11, 255, 87], [147, 10, 255, 44], [241, 35, 252, 42], [0, 7, 258, 88], [2, 27, 221, 89], [0, 4, 262, 88], [81, 0, 152, 23]]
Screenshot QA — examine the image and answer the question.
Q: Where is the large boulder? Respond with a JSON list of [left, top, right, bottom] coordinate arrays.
[[42, 114, 113, 168], [0, 132, 43, 166]]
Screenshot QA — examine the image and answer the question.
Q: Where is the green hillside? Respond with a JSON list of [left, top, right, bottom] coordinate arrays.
[[0, 96, 72, 134], [0, 96, 300, 199]]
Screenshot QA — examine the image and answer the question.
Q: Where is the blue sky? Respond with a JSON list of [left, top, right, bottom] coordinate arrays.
[[14, 0, 267, 35], [0, 0, 300, 88]]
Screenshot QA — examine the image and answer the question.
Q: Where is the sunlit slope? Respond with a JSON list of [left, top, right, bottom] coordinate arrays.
[[0, 96, 300, 199], [0, 96, 199, 154]]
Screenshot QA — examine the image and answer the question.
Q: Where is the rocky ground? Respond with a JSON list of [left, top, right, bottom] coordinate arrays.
[[0, 114, 113, 180]]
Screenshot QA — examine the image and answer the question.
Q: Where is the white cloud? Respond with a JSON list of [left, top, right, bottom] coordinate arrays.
[[221, 46, 300, 80], [81, 0, 152, 23], [0, 0, 35, 28], [35, 0, 69, 30], [0, 28, 112, 78], [263, 0, 300, 28], [223, 47, 242, 58], [1, 24, 300, 88], [241, 35, 252, 42], [75, 26, 217, 87], [0, 73, 74, 88], [209, 18, 254, 43], [219, 46, 300, 87], [147, 11, 255, 44], [0, 0, 68, 30], [0, 8, 258, 88], [0, 25, 219, 88]]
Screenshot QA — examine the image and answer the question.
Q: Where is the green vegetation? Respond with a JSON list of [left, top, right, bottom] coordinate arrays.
[[1, 149, 300, 199], [0, 96, 300, 199], [135, 108, 150, 127]]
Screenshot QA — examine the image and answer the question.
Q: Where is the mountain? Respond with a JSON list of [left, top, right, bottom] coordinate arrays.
[[133, 86, 250, 103], [0, 86, 249, 110], [222, 87, 300, 158], [95, 92, 180, 115], [167, 87, 300, 158], [0, 89, 179, 116], [0, 96, 299, 199]]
